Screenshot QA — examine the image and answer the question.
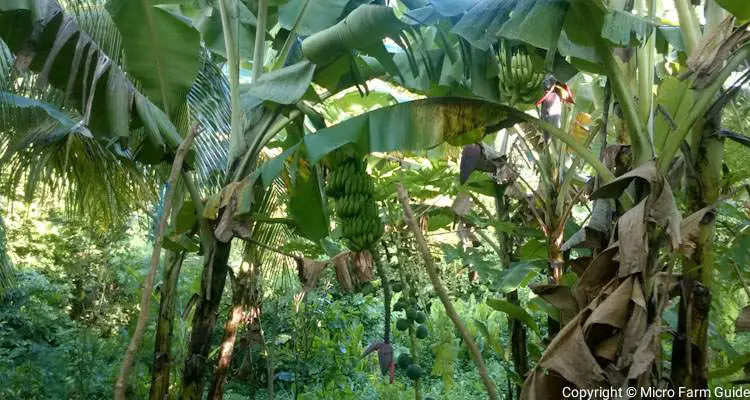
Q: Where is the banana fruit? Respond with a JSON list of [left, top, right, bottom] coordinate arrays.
[[326, 146, 383, 251], [497, 46, 544, 106]]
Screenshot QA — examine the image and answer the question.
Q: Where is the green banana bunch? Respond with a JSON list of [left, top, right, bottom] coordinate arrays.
[[498, 47, 544, 106], [325, 146, 384, 252]]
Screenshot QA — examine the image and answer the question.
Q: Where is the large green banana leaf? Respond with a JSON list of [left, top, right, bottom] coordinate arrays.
[[447, 0, 683, 69], [198, 2, 258, 60], [0, 0, 195, 163], [279, 0, 349, 36], [716, 0, 750, 20], [106, 0, 201, 117], [301, 5, 407, 68], [234, 97, 608, 241]]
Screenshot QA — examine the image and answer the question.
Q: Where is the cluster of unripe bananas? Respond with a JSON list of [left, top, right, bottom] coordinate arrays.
[[326, 147, 384, 252], [497, 48, 544, 105]]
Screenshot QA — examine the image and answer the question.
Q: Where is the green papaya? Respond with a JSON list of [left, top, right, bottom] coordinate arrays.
[[397, 353, 412, 369], [396, 318, 411, 331], [416, 324, 428, 339], [415, 311, 426, 324], [406, 307, 419, 321], [406, 364, 422, 380]]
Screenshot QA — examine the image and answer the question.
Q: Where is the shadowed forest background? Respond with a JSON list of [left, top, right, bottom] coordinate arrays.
[[2, 0, 750, 399]]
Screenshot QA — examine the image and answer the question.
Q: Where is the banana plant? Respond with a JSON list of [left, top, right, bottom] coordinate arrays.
[[251, 1, 750, 397]]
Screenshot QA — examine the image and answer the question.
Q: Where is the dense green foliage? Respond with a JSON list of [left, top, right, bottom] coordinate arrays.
[[2, 0, 750, 398]]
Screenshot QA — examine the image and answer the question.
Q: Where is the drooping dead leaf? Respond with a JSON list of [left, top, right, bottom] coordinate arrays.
[[617, 201, 648, 277], [648, 178, 681, 251], [600, 144, 632, 176], [530, 284, 579, 324], [353, 250, 374, 283], [333, 252, 354, 292], [569, 256, 592, 277], [688, 20, 750, 89], [626, 324, 660, 380], [594, 334, 621, 361], [297, 257, 329, 292], [584, 277, 634, 332], [591, 161, 659, 200], [616, 279, 648, 371], [574, 245, 619, 307], [520, 368, 567, 400], [538, 313, 607, 389], [561, 201, 610, 251], [214, 194, 239, 243], [653, 272, 681, 299]]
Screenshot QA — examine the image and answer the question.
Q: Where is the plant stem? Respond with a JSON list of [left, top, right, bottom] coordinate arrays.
[[657, 44, 750, 172], [597, 41, 652, 165], [408, 327, 423, 400], [272, 0, 310, 70], [149, 250, 186, 400], [636, 0, 655, 128], [396, 184, 498, 400], [674, 0, 701, 54], [519, 116, 616, 183], [252, 0, 268, 82], [393, 241, 422, 400], [373, 249, 392, 343], [115, 127, 198, 400], [219, 0, 245, 168]]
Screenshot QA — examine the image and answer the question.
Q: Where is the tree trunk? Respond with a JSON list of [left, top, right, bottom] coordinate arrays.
[[207, 286, 245, 399], [150, 250, 186, 400], [671, 112, 722, 396], [494, 183, 528, 387], [546, 237, 564, 337], [397, 184, 499, 400], [208, 247, 262, 399], [180, 238, 232, 400], [115, 130, 197, 400]]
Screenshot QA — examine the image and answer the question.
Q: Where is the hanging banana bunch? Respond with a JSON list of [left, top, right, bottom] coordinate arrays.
[[497, 44, 545, 106], [326, 146, 384, 252]]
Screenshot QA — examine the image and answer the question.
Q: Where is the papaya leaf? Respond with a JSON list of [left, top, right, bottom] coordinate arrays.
[[474, 319, 505, 359]]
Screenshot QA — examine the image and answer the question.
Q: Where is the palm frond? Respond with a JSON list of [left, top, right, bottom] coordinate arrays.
[[0, 36, 157, 227], [0, 0, 231, 225], [255, 179, 301, 293], [188, 55, 230, 192]]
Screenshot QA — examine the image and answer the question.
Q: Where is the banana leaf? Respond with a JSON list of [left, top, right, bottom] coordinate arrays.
[[243, 96, 609, 242], [106, 0, 201, 116], [0, 0, 196, 163], [716, 0, 750, 21]]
